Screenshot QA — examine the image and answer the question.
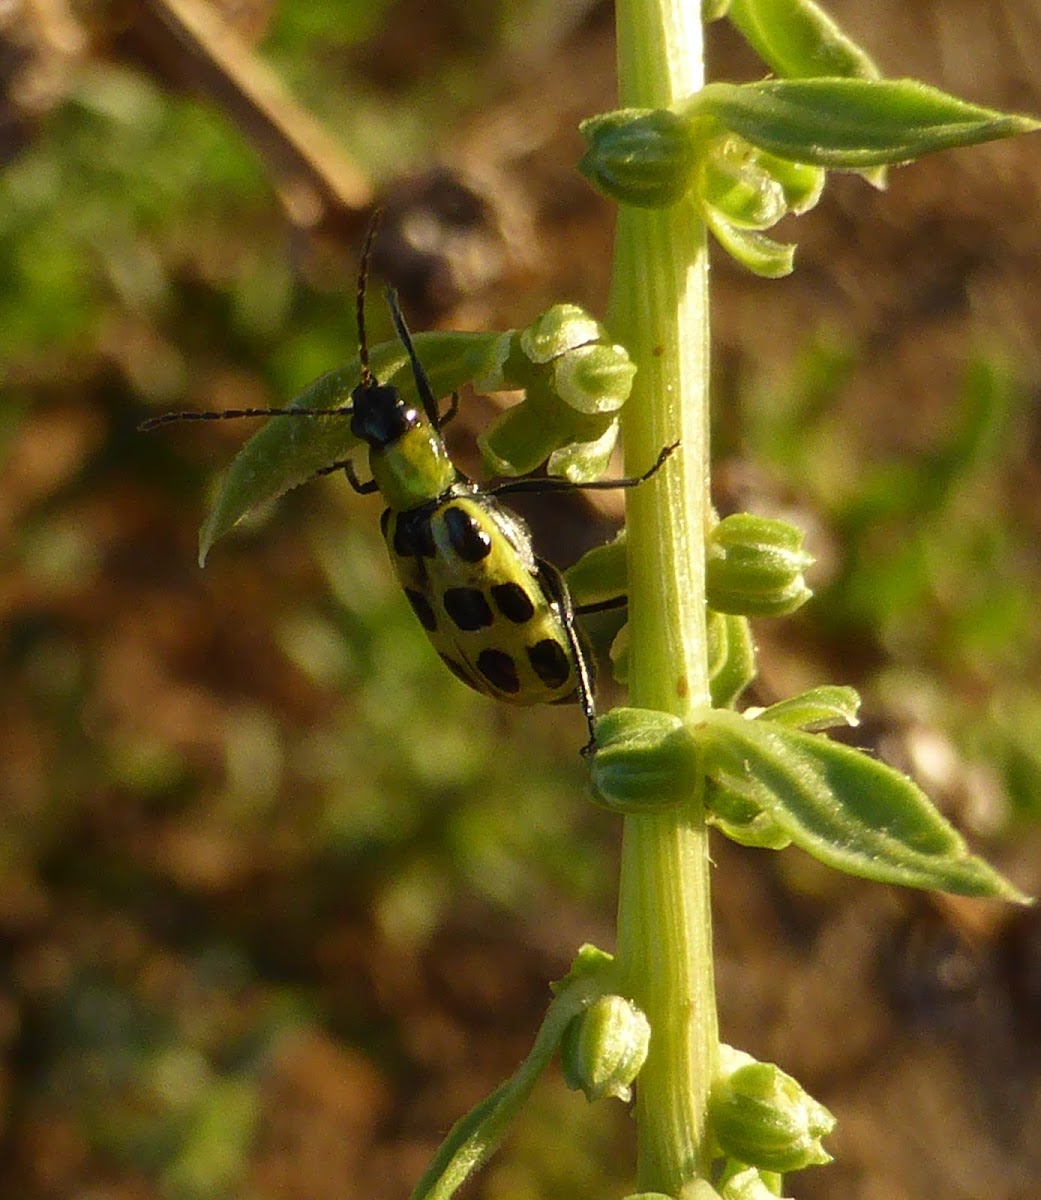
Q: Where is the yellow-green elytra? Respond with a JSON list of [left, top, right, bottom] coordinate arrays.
[[383, 494, 585, 706]]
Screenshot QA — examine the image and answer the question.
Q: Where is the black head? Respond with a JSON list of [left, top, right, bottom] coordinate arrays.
[[349, 381, 421, 448]]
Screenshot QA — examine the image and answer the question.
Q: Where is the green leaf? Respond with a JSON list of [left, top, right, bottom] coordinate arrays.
[[698, 711, 1030, 901], [687, 79, 1039, 169], [727, 0, 880, 83], [757, 685, 860, 731], [197, 331, 499, 563]]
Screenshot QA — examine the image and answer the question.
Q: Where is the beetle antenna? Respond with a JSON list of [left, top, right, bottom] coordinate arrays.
[[384, 286, 442, 428], [356, 208, 383, 387]]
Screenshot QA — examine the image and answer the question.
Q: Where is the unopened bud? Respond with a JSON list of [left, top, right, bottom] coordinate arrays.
[[589, 708, 699, 814], [711, 1046, 835, 1173], [706, 514, 813, 617], [552, 343, 636, 415], [580, 108, 698, 208], [520, 304, 604, 365], [561, 994, 651, 1102]]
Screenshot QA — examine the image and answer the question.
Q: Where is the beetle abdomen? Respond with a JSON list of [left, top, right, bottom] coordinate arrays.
[[383, 490, 582, 706]]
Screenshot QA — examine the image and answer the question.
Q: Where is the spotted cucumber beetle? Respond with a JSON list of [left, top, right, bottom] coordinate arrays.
[[143, 217, 675, 754]]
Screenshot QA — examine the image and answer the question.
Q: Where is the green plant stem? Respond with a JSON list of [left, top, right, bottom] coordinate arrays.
[[609, 0, 718, 1192]]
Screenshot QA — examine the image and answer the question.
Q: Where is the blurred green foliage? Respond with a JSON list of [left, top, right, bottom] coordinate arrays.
[[0, 4, 616, 1197], [2, 2, 1039, 1197]]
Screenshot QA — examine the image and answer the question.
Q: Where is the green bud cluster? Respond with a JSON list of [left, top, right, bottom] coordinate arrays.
[[577, 100, 827, 276], [589, 708, 700, 814], [706, 514, 813, 617], [710, 1047, 835, 1174], [477, 304, 636, 481]]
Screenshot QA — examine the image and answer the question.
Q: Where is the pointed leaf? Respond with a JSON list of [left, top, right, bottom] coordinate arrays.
[[757, 686, 860, 731], [699, 711, 1030, 901], [688, 79, 1039, 169]]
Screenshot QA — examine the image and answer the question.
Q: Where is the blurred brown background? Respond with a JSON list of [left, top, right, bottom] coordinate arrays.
[[2, 2, 1041, 1198]]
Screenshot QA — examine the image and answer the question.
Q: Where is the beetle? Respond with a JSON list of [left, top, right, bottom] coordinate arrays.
[[143, 216, 675, 753]]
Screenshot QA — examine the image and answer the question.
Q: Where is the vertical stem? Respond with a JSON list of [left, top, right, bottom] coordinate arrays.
[[608, 1, 718, 1192]]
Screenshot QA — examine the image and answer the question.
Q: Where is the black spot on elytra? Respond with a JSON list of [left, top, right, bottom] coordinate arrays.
[[528, 639, 571, 689], [405, 588, 437, 631], [443, 588, 493, 631], [477, 648, 520, 693], [443, 505, 492, 563], [491, 582, 535, 624]]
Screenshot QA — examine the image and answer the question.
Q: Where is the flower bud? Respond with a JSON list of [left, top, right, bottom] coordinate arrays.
[[579, 108, 698, 208], [477, 305, 635, 478], [520, 304, 605, 365], [710, 1047, 835, 1173], [561, 994, 651, 1102], [589, 708, 699, 814], [551, 342, 637, 415], [706, 514, 813, 617]]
